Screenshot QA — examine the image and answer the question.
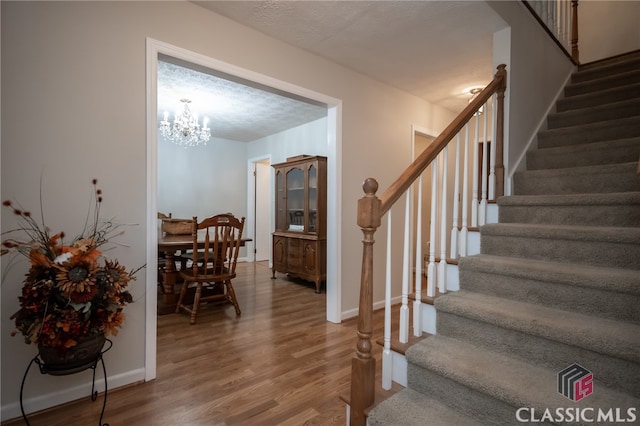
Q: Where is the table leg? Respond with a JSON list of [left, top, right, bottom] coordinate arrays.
[[158, 249, 179, 315]]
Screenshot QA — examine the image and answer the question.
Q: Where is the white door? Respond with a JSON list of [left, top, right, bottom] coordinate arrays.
[[254, 160, 271, 261]]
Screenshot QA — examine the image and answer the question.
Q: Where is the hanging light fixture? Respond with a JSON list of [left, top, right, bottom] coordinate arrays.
[[159, 98, 211, 147], [468, 87, 484, 115]]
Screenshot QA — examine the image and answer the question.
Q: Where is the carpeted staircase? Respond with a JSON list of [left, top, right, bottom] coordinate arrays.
[[368, 52, 640, 425]]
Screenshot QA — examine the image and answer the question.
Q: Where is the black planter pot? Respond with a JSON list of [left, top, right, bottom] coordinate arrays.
[[37, 334, 106, 376]]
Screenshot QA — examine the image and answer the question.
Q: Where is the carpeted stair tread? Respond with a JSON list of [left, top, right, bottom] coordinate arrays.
[[458, 255, 640, 323], [572, 53, 640, 83], [564, 68, 640, 97], [406, 335, 640, 421], [547, 97, 640, 129], [498, 191, 640, 207], [556, 82, 640, 112], [537, 115, 640, 149], [434, 291, 640, 364], [497, 192, 640, 227], [513, 162, 639, 195], [367, 388, 481, 426], [481, 222, 640, 245], [480, 222, 640, 270], [526, 137, 640, 170], [459, 254, 640, 297]]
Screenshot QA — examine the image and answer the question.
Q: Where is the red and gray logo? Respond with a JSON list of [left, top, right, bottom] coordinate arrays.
[[558, 363, 593, 402]]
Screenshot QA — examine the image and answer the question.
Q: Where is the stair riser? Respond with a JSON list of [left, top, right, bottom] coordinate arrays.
[[573, 57, 640, 83], [458, 269, 640, 323], [480, 234, 640, 270], [537, 117, 640, 149], [435, 311, 640, 396], [556, 84, 640, 112], [547, 100, 640, 129], [513, 167, 639, 195], [527, 139, 640, 170], [498, 204, 640, 227], [564, 71, 640, 97], [406, 364, 519, 425]]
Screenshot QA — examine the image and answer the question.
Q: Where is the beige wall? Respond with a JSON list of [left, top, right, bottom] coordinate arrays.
[[579, 0, 640, 64], [1, 1, 456, 417]]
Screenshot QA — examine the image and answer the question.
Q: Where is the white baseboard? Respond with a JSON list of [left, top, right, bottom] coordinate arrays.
[[341, 295, 402, 321], [446, 263, 459, 291], [421, 303, 437, 335], [467, 231, 481, 255], [1, 367, 146, 422], [391, 350, 408, 387]]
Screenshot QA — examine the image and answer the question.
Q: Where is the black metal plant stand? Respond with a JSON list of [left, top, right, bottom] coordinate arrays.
[[19, 339, 112, 426]]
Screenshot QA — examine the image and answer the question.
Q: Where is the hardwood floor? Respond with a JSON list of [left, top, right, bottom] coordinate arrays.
[[4, 261, 401, 425]]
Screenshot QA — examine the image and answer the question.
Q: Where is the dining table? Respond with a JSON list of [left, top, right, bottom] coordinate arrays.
[[157, 233, 251, 315]]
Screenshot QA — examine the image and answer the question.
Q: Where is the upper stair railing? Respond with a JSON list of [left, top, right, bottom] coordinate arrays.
[[348, 64, 507, 426], [523, 0, 580, 64]]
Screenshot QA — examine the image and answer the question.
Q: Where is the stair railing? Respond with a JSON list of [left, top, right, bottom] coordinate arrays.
[[523, 0, 580, 64], [348, 64, 507, 426]]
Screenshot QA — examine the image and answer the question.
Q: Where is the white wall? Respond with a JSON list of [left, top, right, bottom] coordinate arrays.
[[579, 0, 640, 64], [488, 1, 576, 182], [247, 117, 329, 163], [1, 1, 454, 418], [158, 136, 247, 220]]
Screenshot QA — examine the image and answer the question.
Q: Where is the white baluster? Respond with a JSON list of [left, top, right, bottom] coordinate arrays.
[[450, 133, 461, 259], [479, 101, 489, 226], [413, 176, 423, 337], [459, 123, 470, 257], [400, 192, 411, 344], [471, 113, 480, 228], [427, 161, 438, 298], [488, 94, 497, 201], [438, 148, 448, 294], [382, 212, 392, 390]]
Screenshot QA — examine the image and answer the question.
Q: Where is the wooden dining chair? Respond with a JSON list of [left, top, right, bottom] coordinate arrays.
[[175, 213, 245, 324]]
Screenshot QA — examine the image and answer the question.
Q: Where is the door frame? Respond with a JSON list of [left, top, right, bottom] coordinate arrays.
[[145, 38, 343, 381], [247, 155, 272, 263]]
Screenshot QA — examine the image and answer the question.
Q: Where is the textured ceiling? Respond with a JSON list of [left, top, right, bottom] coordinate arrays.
[[159, 1, 508, 143], [158, 58, 327, 143]]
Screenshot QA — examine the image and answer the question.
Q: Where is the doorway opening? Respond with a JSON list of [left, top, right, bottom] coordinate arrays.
[[248, 156, 271, 263], [146, 38, 342, 381]]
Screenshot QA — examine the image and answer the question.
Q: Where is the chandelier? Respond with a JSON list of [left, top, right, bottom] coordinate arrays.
[[159, 99, 211, 147]]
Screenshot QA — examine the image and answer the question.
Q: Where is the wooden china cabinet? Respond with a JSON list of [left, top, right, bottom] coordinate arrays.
[[271, 155, 327, 293]]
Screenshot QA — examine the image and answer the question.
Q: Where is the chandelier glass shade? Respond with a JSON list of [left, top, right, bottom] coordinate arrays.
[[159, 99, 211, 147]]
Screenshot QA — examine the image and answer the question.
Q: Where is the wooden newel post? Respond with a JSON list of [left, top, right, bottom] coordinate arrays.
[[494, 64, 507, 199], [350, 178, 381, 426]]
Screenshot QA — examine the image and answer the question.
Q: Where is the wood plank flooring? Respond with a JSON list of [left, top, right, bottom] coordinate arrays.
[[3, 261, 402, 425]]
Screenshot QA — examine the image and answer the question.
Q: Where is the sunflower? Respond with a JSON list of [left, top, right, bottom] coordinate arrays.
[[102, 259, 133, 293], [54, 258, 99, 299]]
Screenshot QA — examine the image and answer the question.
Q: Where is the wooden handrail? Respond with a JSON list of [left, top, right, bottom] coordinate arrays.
[[348, 64, 507, 426], [380, 64, 506, 215]]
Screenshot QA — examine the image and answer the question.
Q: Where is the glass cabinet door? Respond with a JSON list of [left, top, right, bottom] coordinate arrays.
[[275, 169, 286, 231], [286, 167, 305, 232], [308, 164, 317, 233]]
